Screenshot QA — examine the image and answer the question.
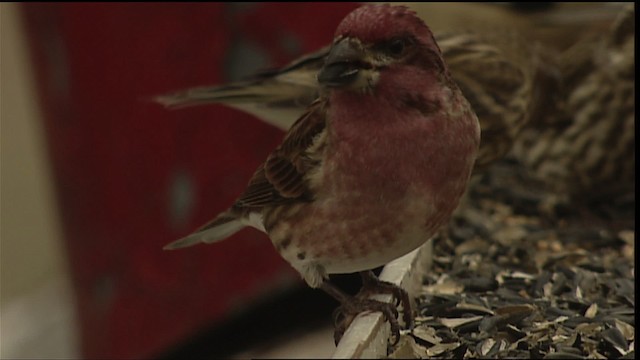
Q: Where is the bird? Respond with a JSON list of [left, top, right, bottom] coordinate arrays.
[[511, 4, 635, 204], [161, 4, 481, 344]]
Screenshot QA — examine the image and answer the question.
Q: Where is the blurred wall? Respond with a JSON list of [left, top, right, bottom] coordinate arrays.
[[4, 3, 357, 358], [0, 3, 78, 358]]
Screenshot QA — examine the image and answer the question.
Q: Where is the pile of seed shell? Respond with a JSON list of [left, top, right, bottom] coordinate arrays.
[[388, 158, 635, 359]]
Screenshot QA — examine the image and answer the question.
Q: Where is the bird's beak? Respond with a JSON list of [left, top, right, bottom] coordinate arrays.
[[317, 38, 370, 88]]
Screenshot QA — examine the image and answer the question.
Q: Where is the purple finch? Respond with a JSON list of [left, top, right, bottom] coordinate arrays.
[[162, 4, 480, 344]]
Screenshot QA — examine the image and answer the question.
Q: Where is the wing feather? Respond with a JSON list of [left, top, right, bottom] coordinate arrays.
[[233, 99, 328, 210]]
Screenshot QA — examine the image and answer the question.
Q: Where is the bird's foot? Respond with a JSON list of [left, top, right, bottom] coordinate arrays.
[[321, 272, 414, 346], [358, 271, 414, 331], [332, 296, 401, 345]]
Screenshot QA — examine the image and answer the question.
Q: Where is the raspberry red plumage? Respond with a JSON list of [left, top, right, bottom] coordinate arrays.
[[162, 3, 480, 345], [335, 4, 434, 45]]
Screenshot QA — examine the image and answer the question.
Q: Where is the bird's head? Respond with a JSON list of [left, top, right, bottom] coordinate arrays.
[[317, 4, 447, 94]]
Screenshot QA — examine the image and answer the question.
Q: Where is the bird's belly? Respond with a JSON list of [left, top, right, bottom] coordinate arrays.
[[319, 215, 433, 275], [274, 189, 440, 276]]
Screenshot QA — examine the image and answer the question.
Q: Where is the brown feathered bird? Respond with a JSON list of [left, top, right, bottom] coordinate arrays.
[[511, 5, 635, 202]]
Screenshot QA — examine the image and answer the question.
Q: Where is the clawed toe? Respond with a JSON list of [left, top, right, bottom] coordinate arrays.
[[359, 271, 414, 330], [321, 276, 413, 346], [331, 298, 402, 345]]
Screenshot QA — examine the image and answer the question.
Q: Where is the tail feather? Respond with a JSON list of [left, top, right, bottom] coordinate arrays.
[[163, 213, 245, 250]]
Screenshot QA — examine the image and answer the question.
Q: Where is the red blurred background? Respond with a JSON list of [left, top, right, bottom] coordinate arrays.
[[19, 3, 358, 358]]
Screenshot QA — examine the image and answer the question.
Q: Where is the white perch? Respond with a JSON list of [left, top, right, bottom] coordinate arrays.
[[332, 239, 433, 359]]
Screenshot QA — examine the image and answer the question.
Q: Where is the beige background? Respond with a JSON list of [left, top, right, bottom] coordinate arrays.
[[1, 3, 77, 358], [1, 2, 66, 305], [0, 3, 77, 359]]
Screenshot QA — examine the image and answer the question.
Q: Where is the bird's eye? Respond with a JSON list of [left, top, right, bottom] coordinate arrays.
[[386, 38, 406, 56]]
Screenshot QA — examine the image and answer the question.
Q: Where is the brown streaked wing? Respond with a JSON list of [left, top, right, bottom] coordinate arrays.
[[233, 99, 328, 209]]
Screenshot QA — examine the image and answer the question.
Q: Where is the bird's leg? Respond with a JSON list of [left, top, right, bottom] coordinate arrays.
[[320, 280, 401, 346], [358, 270, 414, 331]]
